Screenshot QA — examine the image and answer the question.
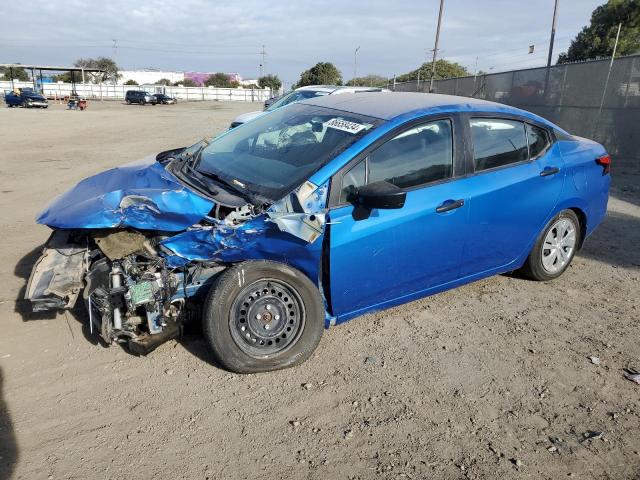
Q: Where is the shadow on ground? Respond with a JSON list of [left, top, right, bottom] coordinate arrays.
[[0, 368, 17, 480], [578, 198, 640, 270]]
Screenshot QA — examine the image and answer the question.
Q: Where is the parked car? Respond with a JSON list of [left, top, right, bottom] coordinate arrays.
[[153, 93, 177, 105], [125, 90, 158, 105], [4, 88, 48, 108], [263, 93, 282, 110], [26, 93, 610, 373], [229, 85, 389, 128]]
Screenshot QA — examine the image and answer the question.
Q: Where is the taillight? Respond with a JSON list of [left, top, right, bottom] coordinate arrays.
[[596, 154, 611, 174]]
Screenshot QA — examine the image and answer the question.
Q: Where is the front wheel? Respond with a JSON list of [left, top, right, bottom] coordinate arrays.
[[520, 210, 580, 281], [203, 261, 325, 373]]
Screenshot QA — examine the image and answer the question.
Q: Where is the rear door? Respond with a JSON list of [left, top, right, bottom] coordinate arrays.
[[327, 116, 471, 319], [460, 116, 565, 276]]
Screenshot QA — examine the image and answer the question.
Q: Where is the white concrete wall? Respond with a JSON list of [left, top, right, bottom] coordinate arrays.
[[1, 81, 273, 102]]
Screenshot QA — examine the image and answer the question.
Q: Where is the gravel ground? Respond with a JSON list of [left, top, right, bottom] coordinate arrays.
[[0, 100, 638, 480]]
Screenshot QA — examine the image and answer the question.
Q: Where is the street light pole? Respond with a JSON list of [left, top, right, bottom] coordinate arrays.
[[429, 0, 445, 93], [354, 46, 361, 81]]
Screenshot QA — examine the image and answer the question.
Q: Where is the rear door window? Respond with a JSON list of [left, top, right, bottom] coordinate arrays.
[[526, 123, 551, 158], [470, 118, 528, 171]]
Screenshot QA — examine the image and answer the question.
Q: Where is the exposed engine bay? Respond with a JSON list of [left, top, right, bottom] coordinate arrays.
[[25, 158, 329, 354], [26, 227, 223, 354]]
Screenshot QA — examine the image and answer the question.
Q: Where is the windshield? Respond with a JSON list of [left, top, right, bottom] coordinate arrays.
[[196, 103, 383, 201], [265, 89, 329, 111]]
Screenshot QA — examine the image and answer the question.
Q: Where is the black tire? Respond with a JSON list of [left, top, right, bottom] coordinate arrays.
[[203, 260, 325, 373], [141, 100, 146, 105], [520, 209, 580, 281], [126, 99, 131, 105]]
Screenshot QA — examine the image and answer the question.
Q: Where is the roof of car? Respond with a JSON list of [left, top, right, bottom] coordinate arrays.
[[299, 91, 551, 125], [296, 85, 386, 94]]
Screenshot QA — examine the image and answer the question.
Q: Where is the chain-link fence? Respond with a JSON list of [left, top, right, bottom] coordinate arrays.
[[390, 54, 640, 162]]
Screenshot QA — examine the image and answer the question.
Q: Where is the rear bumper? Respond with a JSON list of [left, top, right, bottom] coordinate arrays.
[[25, 101, 48, 108], [25, 232, 87, 312]]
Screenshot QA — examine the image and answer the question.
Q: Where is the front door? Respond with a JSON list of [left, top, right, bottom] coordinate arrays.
[[327, 118, 470, 319]]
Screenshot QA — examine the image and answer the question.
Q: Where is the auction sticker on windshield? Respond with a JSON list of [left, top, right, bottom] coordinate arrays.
[[326, 118, 369, 134]]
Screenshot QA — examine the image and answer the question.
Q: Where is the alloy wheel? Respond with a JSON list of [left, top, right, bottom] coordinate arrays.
[[541, 218, 577, 274]]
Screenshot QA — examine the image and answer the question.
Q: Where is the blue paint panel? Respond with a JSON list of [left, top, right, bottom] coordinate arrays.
[[461, 143, 565, 276], [329, 180, 470, 317], [37, 157, 215, 231], [160, 216, 323, 282]]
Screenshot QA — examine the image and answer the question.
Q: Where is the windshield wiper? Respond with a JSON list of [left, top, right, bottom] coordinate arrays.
[[195, 168, 256, 204], [185, 167, 221, 197]]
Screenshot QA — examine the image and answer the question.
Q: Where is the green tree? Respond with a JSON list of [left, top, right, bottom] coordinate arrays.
[[346, 74, 388, 87], [74, 57, 120, 83], [0, 66, 30, 81], [124, 79, 139, 85], [156, 78, 172, 86], [296, 62, 342, 87], [258, 74, 282, 90], [204, 72, 239, 88], [558, 0, 640, 63], [396, 60, 470, 82], [174, 78, 197, 87], [52, 72, 72, 82]]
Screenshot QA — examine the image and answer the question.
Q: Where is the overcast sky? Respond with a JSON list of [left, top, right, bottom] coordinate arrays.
[[0, 0, 602, 87]]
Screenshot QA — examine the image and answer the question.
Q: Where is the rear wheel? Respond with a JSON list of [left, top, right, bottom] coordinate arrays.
[[126, 99, 131, 105], [203, 261, 324, 373], [520, 210, 580, 281]]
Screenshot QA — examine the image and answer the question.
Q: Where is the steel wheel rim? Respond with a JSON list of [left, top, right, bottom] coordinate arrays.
[[229, 278, 305, 357], [541, 218, 576, 274]]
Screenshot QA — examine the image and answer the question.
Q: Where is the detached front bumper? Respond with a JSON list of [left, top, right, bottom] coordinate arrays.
[[25, 231, 87, 311]]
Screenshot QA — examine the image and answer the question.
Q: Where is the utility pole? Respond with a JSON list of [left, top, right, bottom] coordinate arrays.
[[546, 0, 559, 67], [354, 46, 361, 81], [259, 45, 266, 78], [597, 22, 622, 121], [429, 0, 445, 93]]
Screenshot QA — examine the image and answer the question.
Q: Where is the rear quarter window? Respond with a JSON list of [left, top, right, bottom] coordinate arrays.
[[526, 123, 552, 158]]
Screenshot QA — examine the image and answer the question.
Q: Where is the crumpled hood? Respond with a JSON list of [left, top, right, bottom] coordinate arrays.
[[37, 156, 215, 231]]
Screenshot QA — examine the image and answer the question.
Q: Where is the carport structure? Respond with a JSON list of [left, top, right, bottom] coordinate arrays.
[[0, 63, 105, 97]]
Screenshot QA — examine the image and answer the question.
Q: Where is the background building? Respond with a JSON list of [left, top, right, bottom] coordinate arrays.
[[185, 72, 241, 86], [118, 69, 184, 85]]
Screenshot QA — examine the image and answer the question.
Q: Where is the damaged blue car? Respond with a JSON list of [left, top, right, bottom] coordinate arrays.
[[26, 93, 610, 373]]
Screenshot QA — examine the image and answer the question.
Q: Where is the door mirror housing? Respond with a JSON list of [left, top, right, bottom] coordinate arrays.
[[357, 181, 406, 210]]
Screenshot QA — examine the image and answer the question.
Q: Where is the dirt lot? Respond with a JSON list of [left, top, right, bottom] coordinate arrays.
[[0, 100, 638, 480]]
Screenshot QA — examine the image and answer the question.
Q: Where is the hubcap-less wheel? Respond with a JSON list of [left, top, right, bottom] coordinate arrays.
[[229, 278, 305, 357], [541, 218, 577, 274]]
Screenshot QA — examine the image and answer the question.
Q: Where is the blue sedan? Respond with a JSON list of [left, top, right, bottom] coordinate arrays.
[[26, 93, 610, 373]]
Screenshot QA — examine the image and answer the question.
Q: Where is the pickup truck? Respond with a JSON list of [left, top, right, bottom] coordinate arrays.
[[4, 88, 48, 108]]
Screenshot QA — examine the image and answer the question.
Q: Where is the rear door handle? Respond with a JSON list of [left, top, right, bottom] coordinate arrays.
[[436, 199, 465, 213], [540, 166, 560, 177]]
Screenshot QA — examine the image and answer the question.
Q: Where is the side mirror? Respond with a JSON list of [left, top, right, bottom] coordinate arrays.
[[357, 181, 406, 210]]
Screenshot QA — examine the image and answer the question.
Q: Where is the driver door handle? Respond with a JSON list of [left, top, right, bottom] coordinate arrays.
[[436, 199, 465, 213], [540, 166, 560, 177]]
